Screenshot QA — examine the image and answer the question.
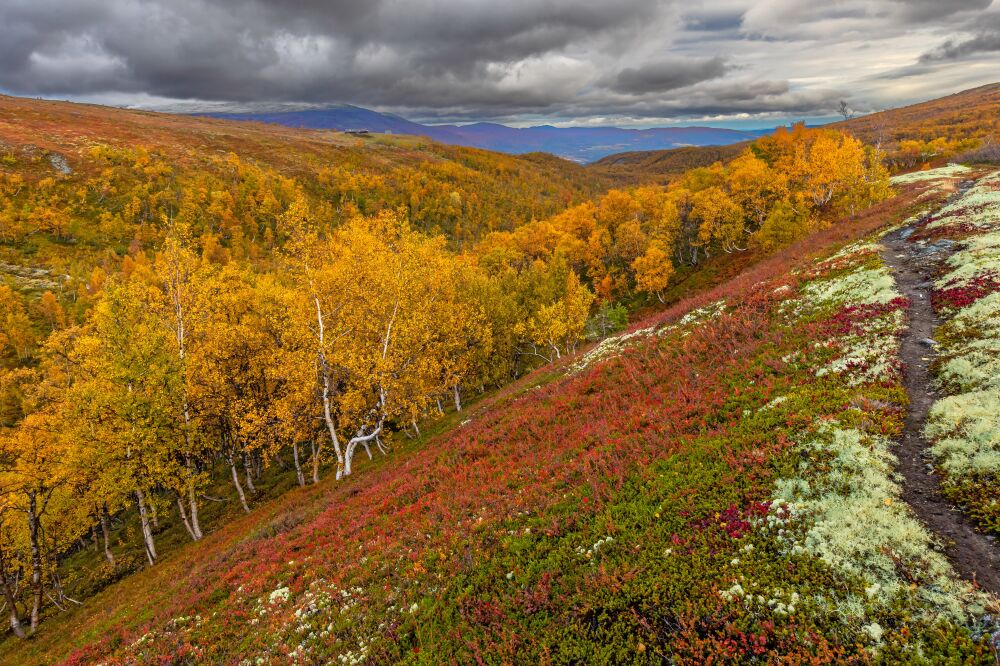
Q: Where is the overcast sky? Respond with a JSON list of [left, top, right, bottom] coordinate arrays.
[[2, 0, 999, 127]]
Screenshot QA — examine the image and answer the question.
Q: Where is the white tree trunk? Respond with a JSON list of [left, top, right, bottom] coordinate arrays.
[[135, 489, 157, 565], [292, 441, 306, 487], [0, 549, 25, 639], [26, 491, 43, 633], [177, 494, 197, 540], [230, 458, 251, 513], [243, 453, 257, 495], [185, 458, 202, 540], [453, 385, 462, 412], [99, 504, 115, 565], [315, 295, 346, 481], [169, 257, 202, 542]]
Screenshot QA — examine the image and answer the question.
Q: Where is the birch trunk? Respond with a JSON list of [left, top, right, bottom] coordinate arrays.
[[0, 549, 25, 639], [177, 494, 196, 540], [169, 254, 202, 542], [135, 489, 157, 565], [99, 504, 115, 565], [315, 295, 346, 481], [185, 457, 203, 540], [243, 453, 257, 494], [292, 442, 306, 487], [26, 491, 43, 633], [230, 457, 251, 513], [453, 385, 462, 412]]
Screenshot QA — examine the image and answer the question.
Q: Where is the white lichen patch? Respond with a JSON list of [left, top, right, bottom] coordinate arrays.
[[813, 310, 904, 386], [936, 230, 1000, 293], [924, 173, 1000, 493], [926, 170, 1000, 231], [890, 163, 971, 185], [926, 390, 1000, 478], [569, 324, 658, 373], [772, 425, 985, 623], [800, 266, 900, 308], [568, 299, 728, 374], [787, 256, 906, 385]]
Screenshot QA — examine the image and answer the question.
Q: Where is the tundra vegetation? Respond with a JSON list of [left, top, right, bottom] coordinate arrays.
[[918, 170, 1000, 534], [5, 93, 999, 663]]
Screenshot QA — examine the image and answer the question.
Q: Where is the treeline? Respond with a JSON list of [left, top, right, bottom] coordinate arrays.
[[0, 125, 889, 637]]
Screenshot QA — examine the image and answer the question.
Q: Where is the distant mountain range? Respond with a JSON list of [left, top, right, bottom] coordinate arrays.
[[202, 105, 760, 162]]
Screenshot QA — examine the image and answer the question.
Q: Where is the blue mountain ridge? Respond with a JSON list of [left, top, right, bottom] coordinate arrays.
[[202, 105, 759, 163]]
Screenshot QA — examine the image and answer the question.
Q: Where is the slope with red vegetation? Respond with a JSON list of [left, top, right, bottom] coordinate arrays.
[[5, 178, 996, 664]]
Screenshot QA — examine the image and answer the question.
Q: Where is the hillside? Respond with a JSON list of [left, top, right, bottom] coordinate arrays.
[[203, 106, 756, 163], [831, 82, 1000, 147], [0, 94, 606, 257], [2, 164, 998, 663], [588, 143, 749, 186], [589, 82, 1000, 186]]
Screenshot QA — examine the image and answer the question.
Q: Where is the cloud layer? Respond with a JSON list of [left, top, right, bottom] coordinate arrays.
[[1, 0, 998, 125]]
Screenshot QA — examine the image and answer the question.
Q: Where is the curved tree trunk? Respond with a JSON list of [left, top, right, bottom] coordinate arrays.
[[0, 553, 25, 639], [230, 456, 251, 513], [177, 494, 196, 540]]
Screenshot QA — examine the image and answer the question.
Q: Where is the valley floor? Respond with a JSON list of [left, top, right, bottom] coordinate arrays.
[[3, 167, 999, 664]]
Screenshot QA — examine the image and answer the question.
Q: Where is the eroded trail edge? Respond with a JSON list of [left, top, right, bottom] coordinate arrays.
[[882, 225, 1000, 596]]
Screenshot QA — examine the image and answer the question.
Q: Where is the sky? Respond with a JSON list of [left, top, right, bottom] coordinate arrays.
[[2, 0, 999, 128]]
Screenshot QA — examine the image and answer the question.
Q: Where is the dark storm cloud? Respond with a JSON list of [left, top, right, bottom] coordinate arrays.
[[920, 13, 1000, 62], [893, 0, 992, 23], [0, 0, 659, 103], [0, 0, 998, 123], [606, 57, 730, 95]]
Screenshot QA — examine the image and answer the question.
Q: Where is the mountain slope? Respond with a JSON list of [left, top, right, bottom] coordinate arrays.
[[588, 143, 749, 185], [5, 169, 997, 664], [590, 82, 1000, 185], [0, 94, 608, 270], [831, 82, 1000, 145], [204, 106, 756, 162]]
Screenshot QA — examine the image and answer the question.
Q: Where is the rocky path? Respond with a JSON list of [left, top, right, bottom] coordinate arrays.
[[882, 220, 1000, 596]]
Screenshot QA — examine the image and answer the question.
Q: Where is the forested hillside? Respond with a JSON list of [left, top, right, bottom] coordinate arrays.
[[589, 82, 1000, 186], [4, 93, 999, 664]]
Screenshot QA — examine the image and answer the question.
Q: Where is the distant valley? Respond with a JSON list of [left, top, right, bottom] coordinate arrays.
[[203, 105, 760, 162]]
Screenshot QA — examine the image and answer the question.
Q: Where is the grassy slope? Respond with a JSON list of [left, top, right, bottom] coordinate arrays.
[[831, 83, 1000, 145], [588, 82, 1000, 186], [5, 177, 996, 664]]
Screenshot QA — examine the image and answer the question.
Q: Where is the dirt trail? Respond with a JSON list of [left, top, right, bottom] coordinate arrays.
[[882, 210, 1000, 596]]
